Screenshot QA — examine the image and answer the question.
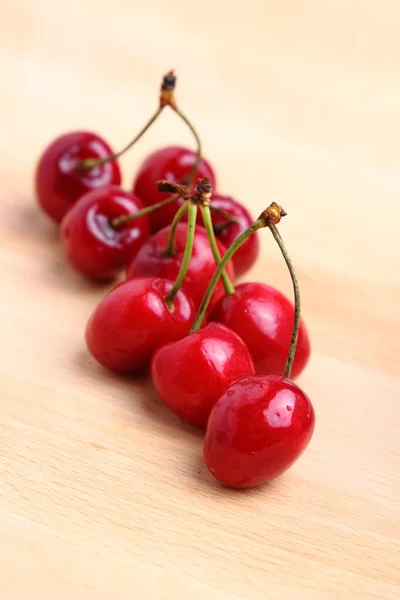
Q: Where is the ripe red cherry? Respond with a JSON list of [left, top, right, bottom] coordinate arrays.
[[204, 375, 315, 488], [210, 282, 310, 378], [35, 131, 121, 223], [209, 195, 260, 277], [126, 223, 235, 310], [133, 146, 216, 231], [60, 185, 149, 281], [151, 323, 255, 428], [85, 277, 195, 372]]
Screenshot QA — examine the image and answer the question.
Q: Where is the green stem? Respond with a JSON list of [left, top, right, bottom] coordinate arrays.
[[79, 106, 164, 170], [213, 220, 235, 234], [268, 223, 300, 379], [210, 205, 239, 223], [164, 202, 197, 310], [110, 193, 179, 228], [200, 204, 235, 296], [164, 200, 189, 255], [174, 108, 202, 184], [190, 218, 265, 333]]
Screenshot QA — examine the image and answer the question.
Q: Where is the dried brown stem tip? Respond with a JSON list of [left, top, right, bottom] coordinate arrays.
[[160, 70, 177, 109], [161, 70, 177, 91], [259, 202, 287, 225], [156, 180, 190, 198], [192, 177, 212, 206]]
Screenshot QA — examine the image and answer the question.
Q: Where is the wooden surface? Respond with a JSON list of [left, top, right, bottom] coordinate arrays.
[[1, 1, 399, 598]]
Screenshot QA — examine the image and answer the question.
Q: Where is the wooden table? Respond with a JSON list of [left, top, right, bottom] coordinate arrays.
[[1, 1, 399, 598]]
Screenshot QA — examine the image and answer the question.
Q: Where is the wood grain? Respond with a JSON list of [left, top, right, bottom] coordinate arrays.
[[1, 1, 399, 598]]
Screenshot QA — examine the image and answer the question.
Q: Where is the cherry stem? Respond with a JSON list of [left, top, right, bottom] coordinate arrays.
[[174, 109, 202, 185], [78, 106, 164, 171], [110, 193, 180, 229], [190, 218, 265, 333], [164, 202, 197, 310], [78, 70, 177, 171], [164, 200, 189, 255], [268, 222, 300, 379], [210, 205, 240, 224], [199, 204, 235, 296]]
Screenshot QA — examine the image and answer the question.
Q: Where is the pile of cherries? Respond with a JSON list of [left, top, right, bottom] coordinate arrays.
[[35, 72, 315, 489]]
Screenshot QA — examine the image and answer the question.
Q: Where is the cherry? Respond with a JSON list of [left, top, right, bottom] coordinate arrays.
[[35, 131, 121, 223], [204, 375, 315, 488], [210, 282, 310, 378], [151, 322, 255, 428], [132, 146, 216, 231], [60, 185, 149, 281], [209, 195, 260, 277], [85, 277, 195, 372], [126, 223, 235, 310]]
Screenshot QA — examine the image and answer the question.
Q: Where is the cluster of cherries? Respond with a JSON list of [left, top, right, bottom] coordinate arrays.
[[35, 72, 315, 489]]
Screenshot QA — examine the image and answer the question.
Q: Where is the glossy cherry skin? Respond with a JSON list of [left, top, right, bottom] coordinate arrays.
[[60, 185, 149, 281], [209, 195, 260, 277], [126, 223, 235, 311], [85, 277, 195, 372], [151, 323, 255, 428], [133, 146, 216, 231], [36, 131, 121, 223], [204, 375, 315, 488], [210, 282, 310, 379]]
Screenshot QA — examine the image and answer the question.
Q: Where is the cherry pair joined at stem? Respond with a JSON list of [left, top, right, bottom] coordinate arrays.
[[151, 201, 315, 488], [36, 72, 176, 223], [35, 70, 211, 226]]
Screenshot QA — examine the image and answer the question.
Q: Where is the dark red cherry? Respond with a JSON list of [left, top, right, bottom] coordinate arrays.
[[85, 277, 195, 372], [209, 195, 260, 277], [151, 323, 255, 428], [204, 375, 315, 488], [60, 185, 149, 281], [133, 146, 216, 231], [210, 282, 310, 378], [35, 131, 121, 223], [126, 223, 235, 311]]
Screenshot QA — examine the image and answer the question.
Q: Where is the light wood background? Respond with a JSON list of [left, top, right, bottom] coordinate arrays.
[[1, 1, 399, 599]]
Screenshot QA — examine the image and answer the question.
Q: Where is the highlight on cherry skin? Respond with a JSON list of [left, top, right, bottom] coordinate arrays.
[[61, 185, 150, 281], [126, 222, 235, 310], [151, 322, 255, 428], [35, 131, 121, 223], [203, 375, 315, 488], [85, 277, 195, 372], [210, 282, 310, 378], [132, 146, 216, 232], [209, 194, 260, 277]]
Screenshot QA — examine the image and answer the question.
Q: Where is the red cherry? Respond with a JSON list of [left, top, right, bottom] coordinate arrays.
[[151, 323, 255, 428], [85, 277, 195, 372], [209, 195, 260, 277], [126, 223, 235, 310], [35, 131, 121, 223], [133, 146, 216, 231], [204, 375, 315, 488], [60, 185, 149, 281], [210, 282, 310, 378]]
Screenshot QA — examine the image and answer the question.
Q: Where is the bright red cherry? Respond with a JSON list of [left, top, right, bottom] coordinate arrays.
[[204, 375, 315, 488], [151, 323, 255, 428], [126, 223, 235, 310], [133, 146, 216, 231], [35, 131, 121, 223], [85, 277, 195, 372], [60, 185, 149, 281], [209, 195, 260, 277], [210, 282, 310, 378]]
